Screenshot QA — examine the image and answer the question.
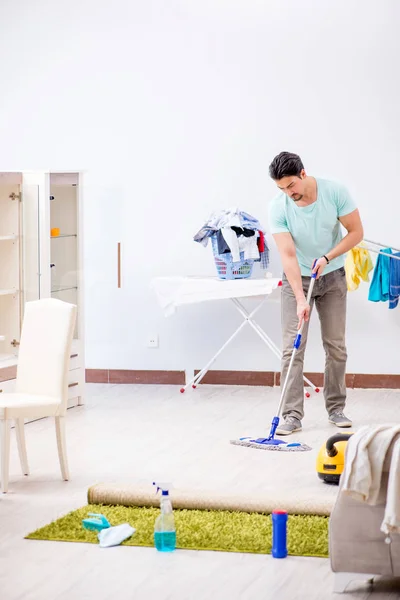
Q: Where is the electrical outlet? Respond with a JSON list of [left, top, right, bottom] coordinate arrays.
[[147, 334, 159, 348]]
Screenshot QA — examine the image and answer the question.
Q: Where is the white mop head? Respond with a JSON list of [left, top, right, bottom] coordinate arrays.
[[230, 438, 312, 452]]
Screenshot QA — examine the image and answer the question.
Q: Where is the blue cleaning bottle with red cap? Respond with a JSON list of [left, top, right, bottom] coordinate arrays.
[[153, 482, 176, 552], [272, 510, 288, 558]]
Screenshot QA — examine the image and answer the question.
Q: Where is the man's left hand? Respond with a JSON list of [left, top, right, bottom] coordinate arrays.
[[312, 257, 328, 279]]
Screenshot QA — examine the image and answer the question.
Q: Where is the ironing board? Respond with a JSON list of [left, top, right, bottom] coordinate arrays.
[[151, 276, 319, 395]]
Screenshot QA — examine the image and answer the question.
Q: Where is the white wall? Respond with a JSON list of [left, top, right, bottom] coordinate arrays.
[[0, 0, 399, 375]]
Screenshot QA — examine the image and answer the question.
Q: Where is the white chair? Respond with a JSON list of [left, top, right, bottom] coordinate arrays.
[[0, 298, 77, 493]]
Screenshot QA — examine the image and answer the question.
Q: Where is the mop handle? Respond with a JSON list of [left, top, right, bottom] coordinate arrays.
[[293, 265, 317, 348]]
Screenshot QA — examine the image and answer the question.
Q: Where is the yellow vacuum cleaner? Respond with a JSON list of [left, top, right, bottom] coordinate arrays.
[[316, 432, 354, 484]]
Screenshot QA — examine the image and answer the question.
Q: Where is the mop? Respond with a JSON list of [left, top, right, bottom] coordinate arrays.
[[230, 266, 317, 452]]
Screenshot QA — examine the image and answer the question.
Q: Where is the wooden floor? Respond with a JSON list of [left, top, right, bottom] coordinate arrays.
[[1, 383, 400, 600]]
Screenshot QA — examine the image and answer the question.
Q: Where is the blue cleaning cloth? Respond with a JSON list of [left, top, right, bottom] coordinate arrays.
[[368, 248, 400, 309], [389, 252, 400, 309], [368, 248, 392, 303]]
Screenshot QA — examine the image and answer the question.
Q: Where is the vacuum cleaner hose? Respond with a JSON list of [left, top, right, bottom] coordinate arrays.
[[326, 433, 353, 457]]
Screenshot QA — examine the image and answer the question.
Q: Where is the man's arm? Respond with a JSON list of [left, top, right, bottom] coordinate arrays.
[[313, 209, 364, 277], [273, 233, 304, 300], [273, 232, 310, 328], [328, 209, 364, 260]]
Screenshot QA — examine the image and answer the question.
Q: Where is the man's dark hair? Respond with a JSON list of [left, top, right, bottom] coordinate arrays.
[[269, 151, 304, 180]]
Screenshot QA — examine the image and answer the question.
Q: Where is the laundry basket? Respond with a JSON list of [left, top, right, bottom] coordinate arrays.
[[211, 235, 254, 280]]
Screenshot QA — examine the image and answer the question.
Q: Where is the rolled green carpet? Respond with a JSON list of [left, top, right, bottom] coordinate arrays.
[[87, 483, 335, 516]]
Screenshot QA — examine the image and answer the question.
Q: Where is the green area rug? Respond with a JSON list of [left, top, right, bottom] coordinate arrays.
[[26, 504, 329, 558]]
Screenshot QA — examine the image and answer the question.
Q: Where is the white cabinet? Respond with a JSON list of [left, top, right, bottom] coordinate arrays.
[[0, 173, 40, 364], [0, 171, 85, 407], [49, 173, 85, 405]]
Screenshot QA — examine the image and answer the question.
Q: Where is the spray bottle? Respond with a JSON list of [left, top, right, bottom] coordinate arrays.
[[153, 482, 176, 552]]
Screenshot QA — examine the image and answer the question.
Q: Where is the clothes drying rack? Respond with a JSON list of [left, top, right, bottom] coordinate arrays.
[[362, 238, 400, 260]]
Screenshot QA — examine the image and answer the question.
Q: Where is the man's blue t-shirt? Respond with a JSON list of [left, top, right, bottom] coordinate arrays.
[[268, 178, 357, 277]]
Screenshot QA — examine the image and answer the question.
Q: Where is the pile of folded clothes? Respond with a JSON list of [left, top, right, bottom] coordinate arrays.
[[193, 207, 269, 269]]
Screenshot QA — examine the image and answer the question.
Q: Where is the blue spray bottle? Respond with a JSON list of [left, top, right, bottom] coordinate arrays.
[[153, 482, 176, 552]]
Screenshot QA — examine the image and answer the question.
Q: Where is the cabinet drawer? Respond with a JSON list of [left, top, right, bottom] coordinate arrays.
[[68, 381, 82, 399], [68, 368, 83, 386], [0, 379, 16, 394], [69, 339, 83, 371], [68, 367, 84, 406], [69, 353, 82, 371]]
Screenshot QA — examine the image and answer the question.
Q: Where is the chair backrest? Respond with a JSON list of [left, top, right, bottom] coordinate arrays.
[[16, 298, 77, 410]]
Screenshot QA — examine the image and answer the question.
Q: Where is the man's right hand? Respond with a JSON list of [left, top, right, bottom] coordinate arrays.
[[296, 298, 311, 330]]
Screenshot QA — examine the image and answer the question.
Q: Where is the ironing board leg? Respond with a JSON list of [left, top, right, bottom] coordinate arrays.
[[231, 298, 319, 395], [181, 299, 267, 392], [181, 296, 319, 395]]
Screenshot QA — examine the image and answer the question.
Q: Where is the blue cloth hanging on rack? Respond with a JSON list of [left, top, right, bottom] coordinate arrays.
[[368, 248, 392, 303], [389, 251, 400, 309], [368, 248, 400, 309]]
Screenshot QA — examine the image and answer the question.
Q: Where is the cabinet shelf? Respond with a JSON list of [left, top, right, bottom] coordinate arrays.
[[51, 286, 78, 294], [0, 235, 18, 241], [0, 288, 18, 297], [51, 234, 77, 239], [0, 353, 17, 364]]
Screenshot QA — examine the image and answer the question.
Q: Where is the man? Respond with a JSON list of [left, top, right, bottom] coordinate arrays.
[[268, 151, 364, 435]]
